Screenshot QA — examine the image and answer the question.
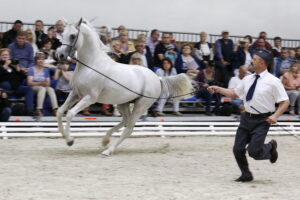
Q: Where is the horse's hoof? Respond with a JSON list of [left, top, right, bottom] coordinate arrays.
[[101, 149, 111, 156], [67, 140, 74, 146]]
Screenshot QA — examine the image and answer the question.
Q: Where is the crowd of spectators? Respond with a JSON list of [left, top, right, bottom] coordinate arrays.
[[0, 19, 299, 121]]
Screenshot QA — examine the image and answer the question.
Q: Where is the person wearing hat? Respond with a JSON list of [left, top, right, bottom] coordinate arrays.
[[208, 48, 289, 182]]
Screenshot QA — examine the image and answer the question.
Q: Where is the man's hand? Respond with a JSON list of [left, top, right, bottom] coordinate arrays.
[[208, 86, 220, 94], [266, 114, 278, 124]]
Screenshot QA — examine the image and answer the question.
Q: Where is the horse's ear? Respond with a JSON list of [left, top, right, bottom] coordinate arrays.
[[76, 18, 83, 29]]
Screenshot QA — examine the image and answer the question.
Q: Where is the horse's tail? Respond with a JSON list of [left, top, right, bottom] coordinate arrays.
[[159, 73, 195, 101]]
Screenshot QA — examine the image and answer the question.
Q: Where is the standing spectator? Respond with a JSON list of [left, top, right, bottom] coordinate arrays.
[[8, 31, 34, 70], [254, 38, 268, 50], [25, 29, 38, 55], [272, 37, 282, 58], [252, 31, 272, 50], [154, 32, 178, 66], [128, 40, 153, 70], [27, 53, 58, 116], [155, 58, 182, 116], [281, 62, 300, 115], [0, 89, 11, 122], [195, 61, 221, 115], [1, 20, 23, 48], [214, 30, 234, 87], [119, 30, 135, 54], [34, 20, 47, 49], [175, 43, 203, 75], [232, 38, 254, 72], [146, 29, 160, 57], [273, 48, 293, 78], [44, 26, 61, 50], [55, 20, 65, 42], [0, 48, 35, 116], [228, 66, 250, 113], [194, 32, 213, 63]]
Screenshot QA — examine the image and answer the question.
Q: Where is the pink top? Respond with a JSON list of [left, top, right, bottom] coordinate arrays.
[[282, 72, 300, 88]]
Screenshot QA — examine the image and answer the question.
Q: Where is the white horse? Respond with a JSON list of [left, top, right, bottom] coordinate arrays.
[[56, 18, 194, 156]]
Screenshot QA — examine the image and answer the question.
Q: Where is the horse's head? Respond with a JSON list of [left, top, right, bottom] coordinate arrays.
[[56, 18, 84, 61]]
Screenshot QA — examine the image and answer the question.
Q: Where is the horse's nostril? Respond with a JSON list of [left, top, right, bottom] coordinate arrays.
[[60, 54, 64, 59]]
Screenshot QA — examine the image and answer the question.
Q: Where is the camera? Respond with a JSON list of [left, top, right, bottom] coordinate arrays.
[[11, 59, 19, 65]]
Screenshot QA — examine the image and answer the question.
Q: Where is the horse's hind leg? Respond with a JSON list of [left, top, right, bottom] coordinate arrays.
[[64, 95, 94, 146], [101, 98, 154, 156], [57, 91, 78, 138], [102, 103, 130, 147]]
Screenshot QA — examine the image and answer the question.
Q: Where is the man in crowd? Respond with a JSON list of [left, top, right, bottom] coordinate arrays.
[[34, 20, 48, 49], [252, 31, 272, 50], [273, 48, 293, 78], [55, 20, 65, 42], [146, 29, 160, 57], [272, 37, 282, 58], [154, 32, 178, 66], [1, 20, 23, 48]]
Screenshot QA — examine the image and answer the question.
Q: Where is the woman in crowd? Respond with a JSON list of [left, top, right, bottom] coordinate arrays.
[[281, 62, 300, 115], [155, 58, 182, 116], [194, 32, 213, 63], [27, 53, 58, 116], [175, 43, 203, 75], [232, 38, 254, 74], [195, 61, 221, 115], [119, 30, 135, 55], [25, 29, 38, 55]]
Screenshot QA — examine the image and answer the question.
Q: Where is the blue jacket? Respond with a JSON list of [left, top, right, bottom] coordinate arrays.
[[175, 54, 204, 74], [8, 42, 34, 68], [273, 57, 293, 77]]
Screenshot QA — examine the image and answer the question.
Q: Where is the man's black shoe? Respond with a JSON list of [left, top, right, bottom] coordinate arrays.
[[270, 139, 278, 163], [235, 173, 253, 182]]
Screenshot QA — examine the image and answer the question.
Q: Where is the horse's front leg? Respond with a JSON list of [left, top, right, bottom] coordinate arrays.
[[64, 95, 94, 146], [57, 91, 78, 138]]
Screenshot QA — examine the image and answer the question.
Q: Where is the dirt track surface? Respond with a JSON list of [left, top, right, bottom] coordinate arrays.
[[0, 136, 299, 200]]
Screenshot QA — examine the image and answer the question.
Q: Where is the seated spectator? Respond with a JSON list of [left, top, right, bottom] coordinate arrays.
[[155, 58, 182, 116], [214, 30, 234, 87], [44, 26, 61, 50], [232, 38, 254, 73], [195, 61, 221, 115], [99, 26, 112, 53], [228, 66, 250, 113], [8, 30, 34, 71], [110, 40, 128, 63], [281, 62, 300, 115], [0, 48, 35, 115], [272, 37, 282, 58], [0, 89, 11, 122], [25, 29, 38, 55], [154, 32, 178, 66], [119, 30, 135, 54], [40, 38, 57, 69], [34, 20, 48, 49], [175, 43, 203, 75], [54, 62, 73, 103], [1, 20, 23, 48], [164, 44, 178, 65], [253, 38, 268, 50], [252, 31, 272, 50], [194, 32, 213, 63], [289, 48, 296, 61], [146, 29, 160, 57], [273, 48, 293, 78], [55, 20, 65, 42], [27, 53, 58, 116], [128, 40, 153, 70]]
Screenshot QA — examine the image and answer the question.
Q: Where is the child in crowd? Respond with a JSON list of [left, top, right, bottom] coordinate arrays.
[[164, 44, 178, 64]]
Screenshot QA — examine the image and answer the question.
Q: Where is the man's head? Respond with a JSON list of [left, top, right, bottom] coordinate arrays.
[[221, 30, 229, 40], [135, 40, 145, 53], [252, 49, 273, 71], [273, 36, 282, 47], [55, 20, 65, 33], [47, 26, 57, 38], [200, 32, 207, 42], [117, 25, 126, 33], [238, 65, 248, 79], [16, 31, 27, 47], [259, 31, 267, 39], [150, 29, 160, 41], [13, 20, 23, 32], [257, 38, 266, 48], [161, 32, 171, 45], [35, 20, 44, 32], [280, 48, 289, 59]]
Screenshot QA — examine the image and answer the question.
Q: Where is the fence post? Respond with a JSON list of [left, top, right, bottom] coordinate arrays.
[[1, 124, 8, 140]]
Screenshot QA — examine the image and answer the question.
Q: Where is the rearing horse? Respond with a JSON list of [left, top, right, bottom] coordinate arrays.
[[56, 19, 194, 156]]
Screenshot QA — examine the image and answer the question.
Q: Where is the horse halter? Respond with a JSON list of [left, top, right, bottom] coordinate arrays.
[[61, 25, 81, 58]]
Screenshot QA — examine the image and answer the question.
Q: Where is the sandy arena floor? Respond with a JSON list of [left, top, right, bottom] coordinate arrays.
[[0, 136, 299, 200]]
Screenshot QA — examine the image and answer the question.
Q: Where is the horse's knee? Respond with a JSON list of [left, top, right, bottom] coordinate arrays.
[[66, 110, 75, 120]]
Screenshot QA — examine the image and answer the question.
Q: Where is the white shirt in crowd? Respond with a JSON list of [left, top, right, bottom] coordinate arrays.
[[234, 69, 288, 114], [244, 52, 252, 67]]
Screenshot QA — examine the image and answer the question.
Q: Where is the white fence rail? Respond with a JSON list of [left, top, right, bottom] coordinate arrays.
[[1, 122, 300, 139]]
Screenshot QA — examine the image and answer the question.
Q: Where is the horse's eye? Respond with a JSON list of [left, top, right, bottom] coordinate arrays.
[[70, 34, 76, 40]]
